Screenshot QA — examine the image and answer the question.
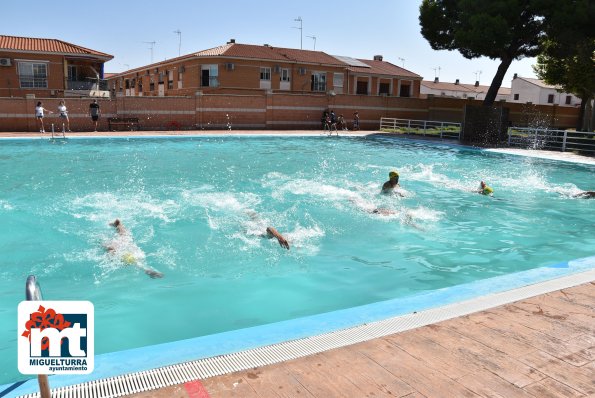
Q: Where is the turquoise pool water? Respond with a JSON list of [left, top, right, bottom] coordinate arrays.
[[1, 135, 594, 384]]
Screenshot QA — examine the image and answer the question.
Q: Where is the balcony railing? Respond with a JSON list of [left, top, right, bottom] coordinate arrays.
[[67, 79, 108, 91]]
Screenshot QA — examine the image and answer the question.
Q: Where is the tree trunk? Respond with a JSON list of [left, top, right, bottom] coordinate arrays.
[[483, 56, 513, 107], [576, 96, 589, 131]]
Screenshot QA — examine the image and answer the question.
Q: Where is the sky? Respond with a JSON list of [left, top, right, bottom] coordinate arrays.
[[3, 0, 538, 88]]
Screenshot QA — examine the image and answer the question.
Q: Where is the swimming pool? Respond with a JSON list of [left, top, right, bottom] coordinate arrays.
[[1, 135, 594, 385]]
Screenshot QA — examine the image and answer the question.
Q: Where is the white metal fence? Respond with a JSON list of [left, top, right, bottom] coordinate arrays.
[[507, 127, 595, 154], [380, 118, 461, 140]]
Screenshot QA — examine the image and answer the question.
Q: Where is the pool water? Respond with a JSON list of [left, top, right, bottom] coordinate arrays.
[[1, 135, 594, 384]]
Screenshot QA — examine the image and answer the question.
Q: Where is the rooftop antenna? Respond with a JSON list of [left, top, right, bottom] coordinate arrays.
[[143, 41, 156, 63], [397, 57, 405, 67], [433, 66, 441, 78], [122, 63, 130, 71], [174, 29, 181, 56], [293, 17, 303, 49], [475, 70, 482, 83], [306, 35, 316, 50]]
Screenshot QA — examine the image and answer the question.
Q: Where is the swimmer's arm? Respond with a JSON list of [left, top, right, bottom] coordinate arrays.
[[266, 227, 290, 250]]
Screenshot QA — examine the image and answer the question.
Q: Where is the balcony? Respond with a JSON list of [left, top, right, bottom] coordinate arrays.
[[66, 79, 108, 91]]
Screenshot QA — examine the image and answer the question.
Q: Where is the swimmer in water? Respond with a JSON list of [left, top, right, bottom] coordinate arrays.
[[104, 219, 164, 278], [381, 170, 403, 196], [266, 226, 290, 250], [478, 181, 494, 196], [573, 190, 595, 199]]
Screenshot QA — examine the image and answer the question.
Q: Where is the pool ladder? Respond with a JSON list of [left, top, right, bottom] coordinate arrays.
[[25, 275, 51, 398]]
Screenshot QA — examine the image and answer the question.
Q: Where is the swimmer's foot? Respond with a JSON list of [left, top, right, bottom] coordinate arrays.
[[145, 269, 164, 279]]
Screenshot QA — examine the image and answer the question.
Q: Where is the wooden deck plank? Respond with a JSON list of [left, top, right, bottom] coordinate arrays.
[[238, 366, 316, 398], [442, 315, 538, 358], [385, 329, 473, 380], [415, 324, 546, 387], [355, 339, 479, 397], [281, 352, 365, 398], [513, 299, 594, 333], [487, 303, 585, 341], [456, 368, 538, 398], [468, 311, 593, 366], [523, 378, 586, 398], [319, 344, 416, 397], [518, 350, 595, 395], [200, 373, 260, 398]]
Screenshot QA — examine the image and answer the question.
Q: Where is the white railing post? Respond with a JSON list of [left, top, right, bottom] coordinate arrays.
[[508, 128, 511, 145], [423, 121, 427, 136], [440, 122, 444, 139], [562, 130, 567, 151]]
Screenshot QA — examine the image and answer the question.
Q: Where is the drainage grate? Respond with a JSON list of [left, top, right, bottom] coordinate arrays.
[[16, 269, 595, 398]]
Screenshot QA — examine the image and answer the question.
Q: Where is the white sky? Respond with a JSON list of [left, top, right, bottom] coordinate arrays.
[[3, 0, 537, 87]]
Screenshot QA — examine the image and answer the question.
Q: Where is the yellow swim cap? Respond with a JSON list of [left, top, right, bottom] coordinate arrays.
[[122, 253, 136, 265], [389, 171, 399, 179]]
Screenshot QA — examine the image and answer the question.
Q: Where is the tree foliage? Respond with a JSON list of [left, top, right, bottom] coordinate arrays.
[[419, 0, 547, 106], [533, 0, 594, 130]]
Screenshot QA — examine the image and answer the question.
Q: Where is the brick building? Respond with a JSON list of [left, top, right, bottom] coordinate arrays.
[[0, 35, 113, 98], [107, 40, 422, 98]]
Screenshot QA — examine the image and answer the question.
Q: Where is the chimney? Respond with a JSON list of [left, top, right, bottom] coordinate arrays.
[[434, 77, 439, 83], [474, 81, 479, 87], [455, 79, 459, 85], [513, 73, 518, 79], [227, 39, 236, 44], [373, 55, 383, 61]]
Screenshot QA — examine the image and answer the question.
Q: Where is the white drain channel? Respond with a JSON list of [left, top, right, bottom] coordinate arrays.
[[16, 269, 595, 398]]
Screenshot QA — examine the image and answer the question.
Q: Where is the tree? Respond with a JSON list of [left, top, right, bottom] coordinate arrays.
[[419, 0, 545, 106], [533, 1, 594, 131]]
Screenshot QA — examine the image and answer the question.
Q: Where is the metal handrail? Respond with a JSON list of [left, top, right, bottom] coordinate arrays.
[[26, 275, 43, 301]]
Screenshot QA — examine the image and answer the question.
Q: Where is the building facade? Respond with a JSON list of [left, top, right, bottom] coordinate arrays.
[[420, 78, 510, 101], [107, 40, 422, 98], [0, 35, 113, 98], [509, 76, 581, 107]]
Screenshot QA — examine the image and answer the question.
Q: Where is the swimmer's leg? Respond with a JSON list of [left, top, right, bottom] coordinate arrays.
[[143, 268, 164, 279]]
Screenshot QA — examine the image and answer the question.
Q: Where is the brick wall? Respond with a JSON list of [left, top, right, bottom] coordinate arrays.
[[0, 94, 580, 132]]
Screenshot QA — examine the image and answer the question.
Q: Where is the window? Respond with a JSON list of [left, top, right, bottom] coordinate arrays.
[[356, 81, 368, 95], [514, 93, 519, 100], [333, 73, 343, 94], [67, 65, 77, 81], [149, 76, 155, 91], [168, 80, 174, 90], [201, 64, 219, 87], [260, 67, 271, 81], [18, 62, 48, 88], [178, 72, 183, 89], [547, 94, 554, 103], [281, 68, 290, 82], [565, 95, 571, 105], [311, 72, 326, 92], [399, 83, 410, 97], [379, 83, 390, 95]]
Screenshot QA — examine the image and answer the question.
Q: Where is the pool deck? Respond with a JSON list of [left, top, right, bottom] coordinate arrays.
[[124, 281, 594, 398]]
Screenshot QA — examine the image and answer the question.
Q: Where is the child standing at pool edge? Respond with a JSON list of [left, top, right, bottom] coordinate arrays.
[[35, 101, 53, 133]]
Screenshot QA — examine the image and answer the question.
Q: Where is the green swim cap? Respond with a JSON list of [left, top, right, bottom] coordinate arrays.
[[389, 171, 399, 179]]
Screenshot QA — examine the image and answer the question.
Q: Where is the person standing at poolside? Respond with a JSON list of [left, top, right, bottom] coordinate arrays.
[[353, 111, 360, 131], [35, 101, 53, 133], [57, 100, 71, 132], [89, 99, 101, 131], [381, 170, 401, 195]]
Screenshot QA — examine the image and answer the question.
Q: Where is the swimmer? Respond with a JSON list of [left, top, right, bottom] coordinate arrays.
[[478, 181, 494, 196], [573, 190, 595, 199], [266, 226, 290, 250], [104, 219, 164, 279], [381, 171, 403, 196]]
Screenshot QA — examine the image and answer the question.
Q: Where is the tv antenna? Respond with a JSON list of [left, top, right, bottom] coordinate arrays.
[[433, 66, 441, 78], [475, 70, 482, 83], [143, 41, 156, 63], [293, 17, 303, 49], [306, 35, 316, 50], [173, 30, 181, 56], [397, 57, 405, 67]]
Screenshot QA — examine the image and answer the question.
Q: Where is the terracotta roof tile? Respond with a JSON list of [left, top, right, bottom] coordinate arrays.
[[349, 59, 421, 79], [0, 35, 113, 59]]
